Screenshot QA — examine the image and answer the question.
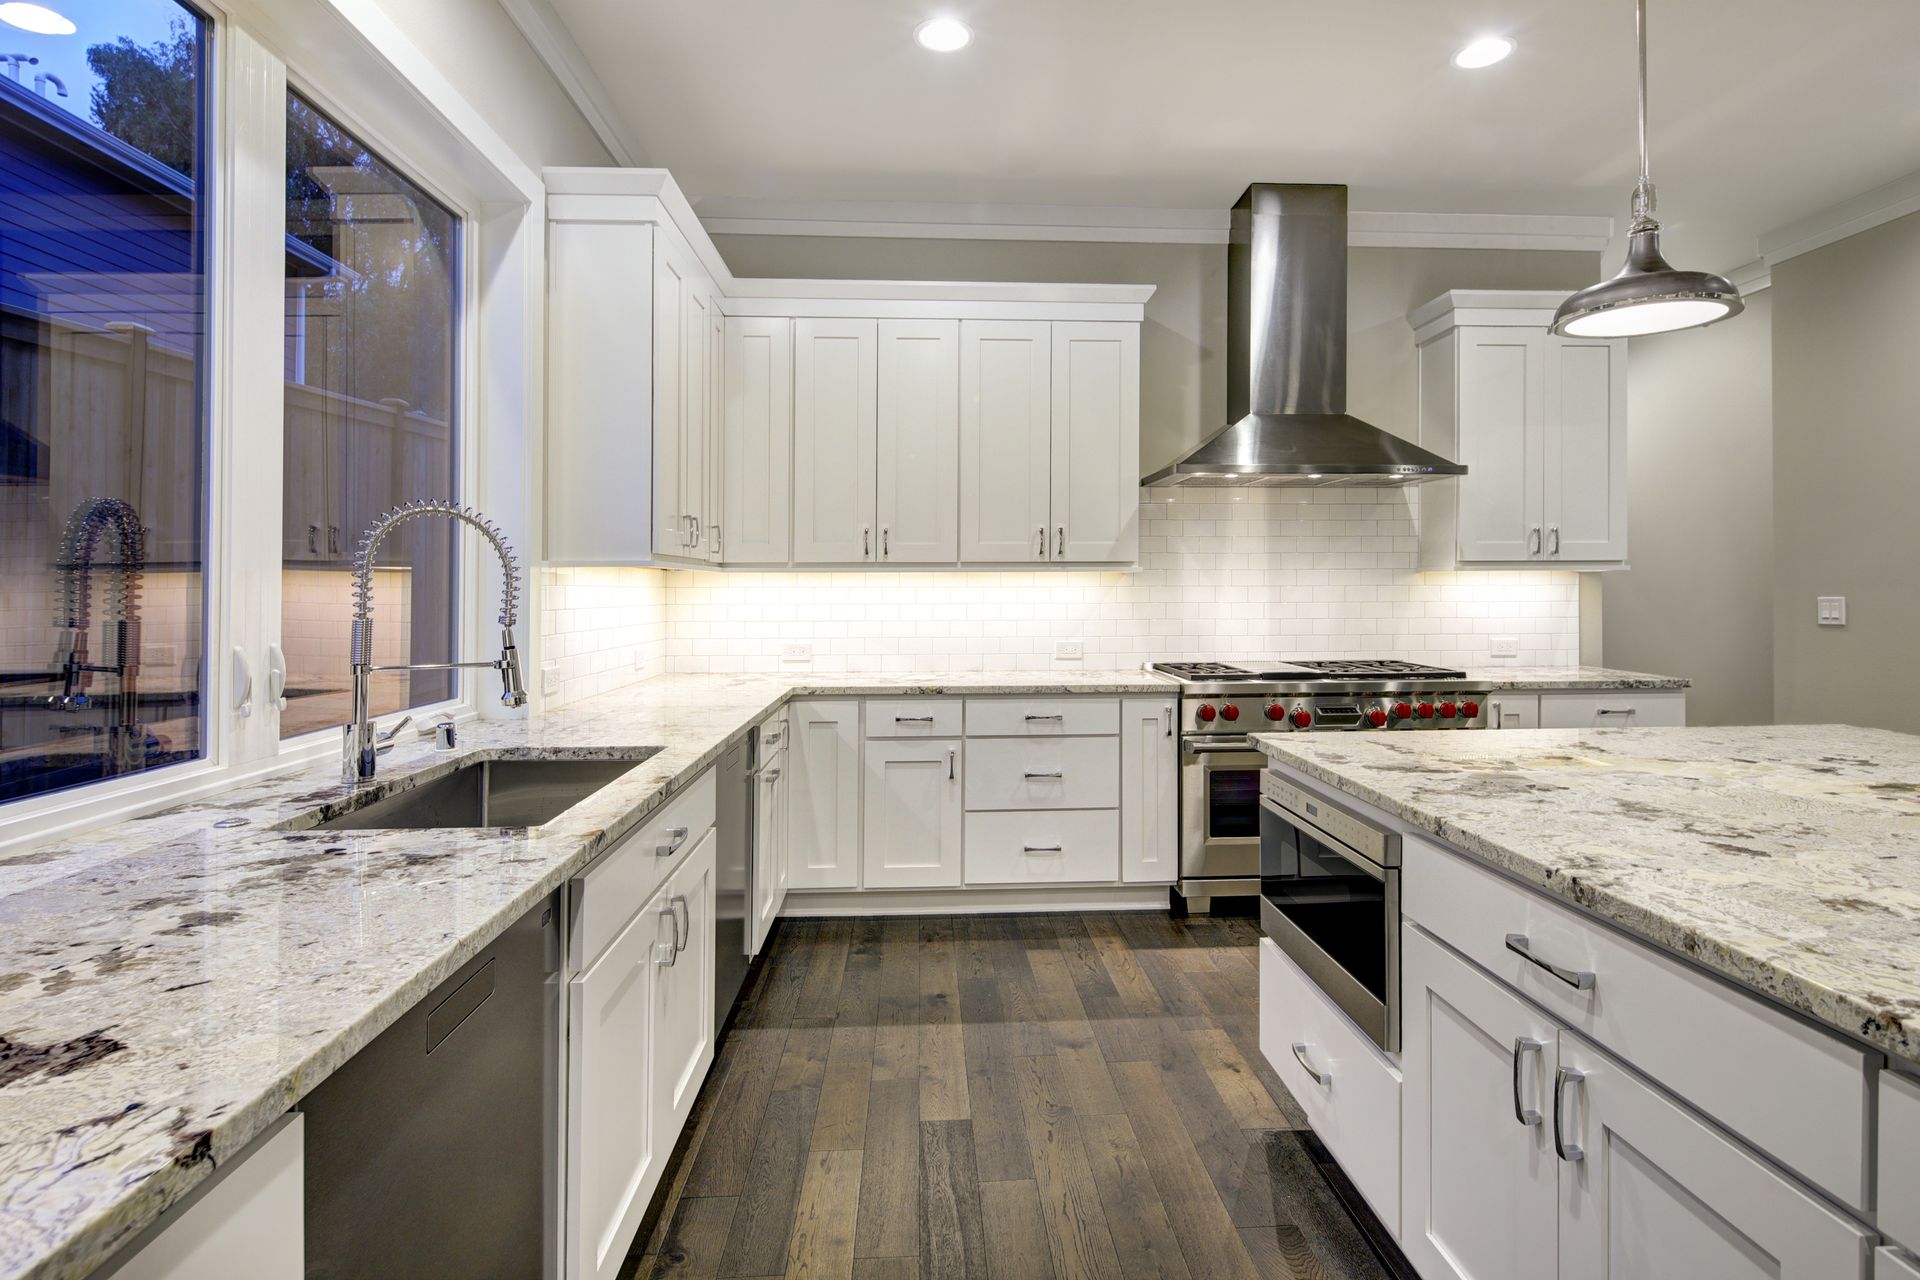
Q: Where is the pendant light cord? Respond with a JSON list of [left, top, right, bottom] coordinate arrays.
[[1632, 0, 1657, 230]]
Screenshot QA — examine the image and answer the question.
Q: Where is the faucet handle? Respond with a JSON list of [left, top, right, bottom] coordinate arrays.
[[374, 714, 414, 752]]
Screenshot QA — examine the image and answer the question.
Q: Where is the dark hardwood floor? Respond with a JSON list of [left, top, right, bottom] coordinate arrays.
[[623, 911, 1411, 1280]]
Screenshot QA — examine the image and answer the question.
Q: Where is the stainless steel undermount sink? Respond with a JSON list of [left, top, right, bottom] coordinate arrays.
[[285, 753, 660, 832]]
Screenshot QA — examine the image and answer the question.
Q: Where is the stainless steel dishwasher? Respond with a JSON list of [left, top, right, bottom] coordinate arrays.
[[302, 891, 561, 1279]]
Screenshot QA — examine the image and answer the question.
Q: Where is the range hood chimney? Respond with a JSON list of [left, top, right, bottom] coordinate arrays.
[[1143, 183, 1467, 487]]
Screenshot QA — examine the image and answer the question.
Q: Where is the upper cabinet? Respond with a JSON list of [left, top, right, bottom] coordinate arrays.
[[1411, 291, 1628, 570], [544, 168, 1151, 569]]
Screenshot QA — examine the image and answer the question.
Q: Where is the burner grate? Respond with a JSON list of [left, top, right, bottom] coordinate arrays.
[[1272, 659, 1468, 679]]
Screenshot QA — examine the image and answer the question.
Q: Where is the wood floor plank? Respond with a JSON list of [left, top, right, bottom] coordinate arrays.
[[1238, 1225, 1329, 1280], [685, 1024, 793, 1199], [919, 919, 971, 1122], [1186, 1027, 1290, 1130], [1077, 1113, 1193, 1280], [978, 1179, 1057, 1280], [1051, 1024, 1124, 1119], [719, 1086, 822, 1278], [1252, 1131, 1398, 1280], [978, 917, 1054, 1056], [871, 993, 919, 1085], [1130, 1018, 1254, 1200], [777, 1016, 836, 1093], [786, 1149, 863, 1279], [1112, 914, 1209, 1019], [852, 1260, 918, 1280], [855, 1078, 921, 1260], [1015, 1054, 1125, 1280], [963, 1053, 1034, 1183], [919, 1119, 990, 1280], [648, 1195, 738, 1278], [814, 1019, 876, 1151], [797, 919, 853, 1020], [1051, 917, 1121, 1004], [1083, 915, 1167, 1015]]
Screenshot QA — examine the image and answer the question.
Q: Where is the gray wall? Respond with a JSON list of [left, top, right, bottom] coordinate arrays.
[[1601, 292, 1774, 725], [1772, 211, 1920, 730], [711, 234, 1597, 474]]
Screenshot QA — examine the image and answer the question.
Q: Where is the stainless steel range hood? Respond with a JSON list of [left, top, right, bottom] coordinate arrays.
[[1143, 184, 1467, 488]]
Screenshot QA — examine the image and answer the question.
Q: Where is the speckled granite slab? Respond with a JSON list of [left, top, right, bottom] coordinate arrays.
[[0, 669, 1171, 1280], [1465, 664, 1690, 690], [1253, 724, 1920, 1061]]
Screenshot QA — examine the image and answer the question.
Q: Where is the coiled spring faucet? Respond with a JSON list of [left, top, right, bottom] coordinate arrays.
[[344, 501, 526, 783]]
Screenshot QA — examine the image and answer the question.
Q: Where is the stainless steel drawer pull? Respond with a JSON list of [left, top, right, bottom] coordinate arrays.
[[1595, 707, 1637, 718], [1023, 771, 1063, 780], [1505, 933, 1596, 990], [1511, 1037, 1545, 1127], [1023, 713, 1064, 722], [654, 825, 690, 859], [947, 747, 956, 780], [1553, 1066, 1586, 1162], [895, 715, 935, 723], [1290, 1042, 1333, 1087], [1022, 844, 1063, 854]]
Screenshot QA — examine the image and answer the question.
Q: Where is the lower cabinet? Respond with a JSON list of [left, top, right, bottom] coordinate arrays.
[[651, 830, 717, 1146], [1119, 696, 1177, 882], [863, 738, 964, 888], [750, 727, 788, 954], [110, 1115, 304, 1280], [787, 700, 861, 889]]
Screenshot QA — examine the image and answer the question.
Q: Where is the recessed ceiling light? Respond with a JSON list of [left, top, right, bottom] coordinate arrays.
[[0, 2, 76, 34], [1452, 35, 1514, 69], [914, 16, 972, 52]]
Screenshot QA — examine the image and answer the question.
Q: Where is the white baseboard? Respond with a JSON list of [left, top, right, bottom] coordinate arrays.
[[782, 883, 1172, 917]]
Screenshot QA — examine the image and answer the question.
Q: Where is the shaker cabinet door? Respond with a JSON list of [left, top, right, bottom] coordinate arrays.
[[959, 320, 1052, 562], [792, 319, 878, 564]]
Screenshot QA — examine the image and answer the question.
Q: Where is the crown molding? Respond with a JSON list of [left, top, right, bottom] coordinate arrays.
[[496, 0, 643, 167], [1758, 168, 1920, 267], [1725, 257, 1772, 295]]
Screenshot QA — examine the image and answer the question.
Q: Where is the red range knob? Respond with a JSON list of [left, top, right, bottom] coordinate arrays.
[[1290, 707, 1313, 729], [1461, 700, 1481, 719], [1265, 703, 1286, 721], [1367, 708, 1389, 728], [1439, 700, 1458, 719], [1221, 704, 1240, 722], [1196, 703, 1217, 722], [1393, 702, 1413, 720], [1417, 701, 1436, 719]]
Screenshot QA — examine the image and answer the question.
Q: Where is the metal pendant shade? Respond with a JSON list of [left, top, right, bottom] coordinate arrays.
[[1551, 0, 1743, 338]]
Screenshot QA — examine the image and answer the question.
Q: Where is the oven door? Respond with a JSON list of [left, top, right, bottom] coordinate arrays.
[[1259, 791, 1400, 1052], [1179, 736, 1265, 883]]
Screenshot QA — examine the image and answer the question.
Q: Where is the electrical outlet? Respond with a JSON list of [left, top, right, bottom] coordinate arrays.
[[1054, 639, 1085, 661], [780, 642, 813, 662], [1817, 596, 1847, 627], [541, 660, 562, 697], [1489, 634, 1520, 659]]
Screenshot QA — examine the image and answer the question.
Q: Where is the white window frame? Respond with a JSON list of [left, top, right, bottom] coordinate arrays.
[[0, 0, 544, 853]]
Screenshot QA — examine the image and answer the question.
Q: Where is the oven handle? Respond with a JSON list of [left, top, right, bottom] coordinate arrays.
[[1183, 736, 1256, 753]]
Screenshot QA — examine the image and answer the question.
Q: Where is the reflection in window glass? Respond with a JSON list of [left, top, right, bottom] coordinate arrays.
[[0, 0, 208, 804], [282, 92, 459, 738]]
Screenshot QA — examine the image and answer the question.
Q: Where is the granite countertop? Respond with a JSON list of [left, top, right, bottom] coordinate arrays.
[[1252, 724, 1920, 1061], [1466, 664, 1690, 690], [0, 668, 1172, 1280]]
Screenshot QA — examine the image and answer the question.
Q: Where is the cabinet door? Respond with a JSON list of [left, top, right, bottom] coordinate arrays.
[[680, 286, 712, 557], [653, 828, 716, 1144], [876, 319, 959, 563], [1543, 336, 1627, 563], [705, 299, 725, 562], [1050, 322, 1140, 562], [787, 700, 861, 889], [960, 320, 1052, 562], [1119, 697, 1178, 883], [751, 749, 786, 953], [721, 317, 792, 565], [1401, 925, 1559, 1280], [1455, 329, 1545, 563], [792, 319, 878, 563], [1557, 1031, 1872, 1280], [863, 738, 963, 888], [567, 893, 660, 1280], [651, 241, 690, 558]]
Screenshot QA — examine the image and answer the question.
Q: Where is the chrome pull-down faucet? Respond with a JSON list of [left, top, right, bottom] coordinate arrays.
[[344, 501, 526, 784]]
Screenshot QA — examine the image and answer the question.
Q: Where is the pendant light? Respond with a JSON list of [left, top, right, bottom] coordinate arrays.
[[1551, 0, 1742, 338]]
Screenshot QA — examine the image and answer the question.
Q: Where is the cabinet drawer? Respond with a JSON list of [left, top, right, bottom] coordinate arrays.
[[1536, 689, 1685, 727], [570, 767, 716, 972], [964, 736, 1118, 811], [1259, 937, 1400, 1234], [1404, 835, 1871, 1210], [965, 697, 1119, 737], [864, 697, 963, 738], [964, 810, 1119, 885], [1881, 1072, 1920, 1251], [1879, 1248, 1920, 1280]]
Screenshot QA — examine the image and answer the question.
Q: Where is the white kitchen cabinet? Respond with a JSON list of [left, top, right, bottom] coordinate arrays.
[[1484, 692, 1542, 730], [1879, 1249, 1920, 1280], [863, 738, 964, 889], [721, 317, 792, 565], [1557, 1030, 1871, 1280], [959, 320, 1053, 562], [787, 700, 861, 889], [792, 318, 879, 563], [964, 735, 1118, 811], [651, 236, 695, 560], [108, 1115, 303, 1280], [1050, 321, 1141, 563], [1400, 925, 1559, 1280], [876, 319, 959, 563], [1879, 1072, 1920, 1252], [1119, 697, 1178, 883], [705, 295, 725, 563], [750, 715, 789, 955], [1536, 689, 1686, 728], [651, 827, 716, 1146], [1412, 292, 1627, 569]]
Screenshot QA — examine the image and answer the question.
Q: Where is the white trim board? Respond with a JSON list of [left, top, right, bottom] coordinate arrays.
[[1759, 167, 1920, 267], [783, 885, 1171, 917], [496, 0, 642, 167]]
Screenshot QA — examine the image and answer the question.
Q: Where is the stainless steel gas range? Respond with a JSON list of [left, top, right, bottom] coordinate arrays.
[[1148, 660, 1493, 912]]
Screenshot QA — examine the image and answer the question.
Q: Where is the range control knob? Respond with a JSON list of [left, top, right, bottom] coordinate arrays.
[[1367, 707, 1389, 728], [1290, 707, 1313, 729], [1416, 701, 1436, 719], [1264, 703, 1286, 721], [1220, 704, 1240, 722], [1196, 703, 1217, 722], [1461, 700, 1481, 720], [1393, 701, 1413, 720], [1438, 700, 1458, 719]]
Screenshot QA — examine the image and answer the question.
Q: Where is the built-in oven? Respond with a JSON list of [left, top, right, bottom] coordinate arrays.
[[1259, 771, 1401, 1052], [1178, 734, 1265, 906]]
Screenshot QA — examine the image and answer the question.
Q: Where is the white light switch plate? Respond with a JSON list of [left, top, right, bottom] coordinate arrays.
[[1489, 634, 1520, 659], [540, 660, 562, 697], [1817, 596, 1847, 626], [1054, 639, 1085, 661]]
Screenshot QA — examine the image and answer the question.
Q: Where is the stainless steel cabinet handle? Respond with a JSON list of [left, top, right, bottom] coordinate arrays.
[[1024, 713, 1064, 722], [672, 894, 690, 951], [1290, 1042, 1333, 1087], [307, 523, 320, 555], [683, 514, 696, 548], [761, 767, 781, 784], [1164, 704, 1173, 737], [1505, 933, 1596, 991], [655, 904, 681, 966], [882, 527, 890, 558], [328, 524, 340, 555], [1595, 707, 1637, 718], [947, 747, 956, 780], [895, 715, 935, 723], [691, 516, 702, 548], [863, 526, 871, 558], [1022, 844, 1064, 853], [1512, 1037, 1545, 1127], [1528, 527, 1542, 556], [1547, 526, 1560, 556], [1553, 1066, 1586, 1162], [1488, 697, 1505, 729], [1037, 526, 1046, 558], [1056, 525, 1065, 557], [1023, 771, 1064, 780], [1185, 736, 1254, 752], [654, 825, 690, 858], [710, 523, 721, 556]]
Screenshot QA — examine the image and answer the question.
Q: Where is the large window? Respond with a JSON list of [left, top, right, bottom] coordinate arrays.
[[281, 91, 460, 738], [0, 0, 209, 802]]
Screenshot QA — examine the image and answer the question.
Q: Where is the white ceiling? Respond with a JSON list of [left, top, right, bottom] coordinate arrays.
[[543, 0, 1920, 269]]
